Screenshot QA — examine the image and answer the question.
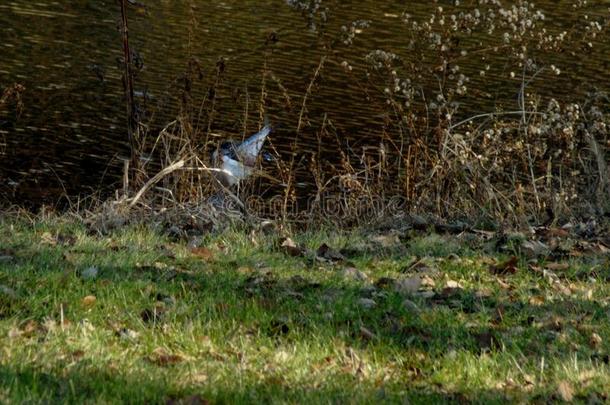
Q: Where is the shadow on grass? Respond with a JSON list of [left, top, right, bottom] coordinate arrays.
[[1, 226, 608, 403], [0, 363, 518, 404]]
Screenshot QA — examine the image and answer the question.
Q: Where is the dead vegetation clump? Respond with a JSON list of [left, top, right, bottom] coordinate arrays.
[[86, 1, 610, 232]]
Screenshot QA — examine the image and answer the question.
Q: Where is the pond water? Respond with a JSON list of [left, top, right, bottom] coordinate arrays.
[[1, 0, 608, 205]]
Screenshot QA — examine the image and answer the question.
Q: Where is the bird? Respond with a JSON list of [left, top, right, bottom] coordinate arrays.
[[211, 124, 272, 187]]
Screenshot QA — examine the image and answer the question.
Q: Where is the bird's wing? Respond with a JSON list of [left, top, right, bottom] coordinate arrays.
[[236, 125, 271, 166]]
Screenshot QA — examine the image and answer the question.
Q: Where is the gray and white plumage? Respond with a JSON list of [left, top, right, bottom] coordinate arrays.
[[211, 125, 272, 186]]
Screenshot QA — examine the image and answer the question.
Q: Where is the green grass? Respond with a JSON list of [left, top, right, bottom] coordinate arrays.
[[0, 216, 608, 404]]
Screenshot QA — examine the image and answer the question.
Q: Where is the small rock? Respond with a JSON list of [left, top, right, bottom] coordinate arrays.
[[359, 285, 377, 297], [414, 291, 436, 299], [187, 236, 203, 249], [342, 267, 369, 282], [81, 266, 99, 280], [521, 240, 550, 258], [0, 285, 17, 299], [358, 298, 377, 309], [401, 299, 420, 313], [0, 255, 15, 263], [394, 277, 422, 295]]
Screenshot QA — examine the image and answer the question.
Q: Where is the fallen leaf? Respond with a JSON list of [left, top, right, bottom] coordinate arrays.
[[57, 234, 77, 246], [82, 295, 96, 307], [475, 288, 492, 298], [521, 240, 550, 258], [590, 332, 602, 348], [371, 234, 401, 248], [237, 266, 254, 275], [141, 305, 166, 324], [71, 349, 85, 360], [342, 267, 368, 282], [316, 243, 345, 262], [472, 229, 496, 239], [545, 262, 570, 271], [420, 275, 436, 287], [529, 295, 545, 306], [149, 347, 184, 366], [20, 320, 40, 337], [358, 298, 377, 309], [280, 237, 306, 257], [40, 232, 57, 246], [191, 247, 214, 261], [490, 256, 518, 275], [116, 327, 140, 341], [557, 380, 574, 402]]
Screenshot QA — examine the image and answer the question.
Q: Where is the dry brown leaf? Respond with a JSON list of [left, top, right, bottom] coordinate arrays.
[[280, 237, 305, 257], [475, 288, 492, 298], [40, 232, 57, 246], [358, 298, 377, 309], [590, 332, 602, 348], [557, 380, 574, 402], [21, 320, 40, 337], [545, 262, 570, 271], [420, 275, 436, 287], [529, 295, 545, 306], [191, 247, 214, 261], [521, 240, 550, 258], [149, 347, 184, 366], [371, 234, 401, 247], [316, 243, 345, 262], [445, 280, 462, 289], [490, 256, 518, 275]]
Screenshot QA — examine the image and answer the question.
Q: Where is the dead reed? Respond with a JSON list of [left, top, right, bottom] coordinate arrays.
[[106, 1, 609, 231]]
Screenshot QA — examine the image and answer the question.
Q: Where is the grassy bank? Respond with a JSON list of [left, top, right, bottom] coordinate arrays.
[[0, 215, 608, 403]]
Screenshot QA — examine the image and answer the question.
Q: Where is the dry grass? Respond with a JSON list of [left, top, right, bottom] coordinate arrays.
[[106, 1, 609, 230]]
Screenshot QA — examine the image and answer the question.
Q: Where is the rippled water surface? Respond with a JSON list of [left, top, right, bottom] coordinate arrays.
[[1, 1, 608, 204]]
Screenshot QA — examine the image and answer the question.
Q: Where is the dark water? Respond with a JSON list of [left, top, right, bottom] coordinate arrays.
[[1, 1, 608, 205]]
